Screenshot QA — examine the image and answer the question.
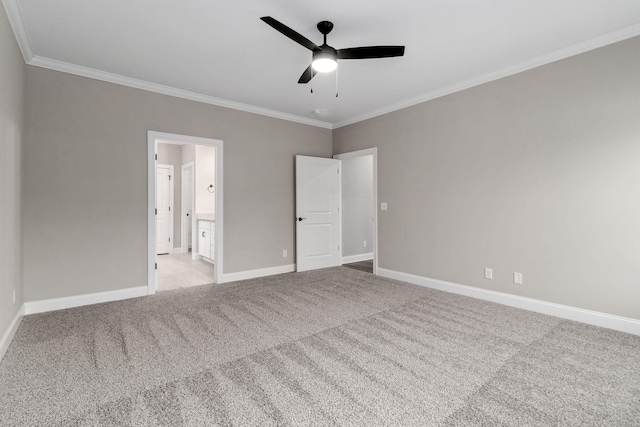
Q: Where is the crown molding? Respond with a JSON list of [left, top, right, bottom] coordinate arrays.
[[28, 56, 333, 129], [2, 0, 33, 61], [5, 0, 639, 131], [333, 23, 640, 129]]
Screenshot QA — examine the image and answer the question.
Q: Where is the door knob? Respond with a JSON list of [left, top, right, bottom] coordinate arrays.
[[202, 231, 205, 237], [297, 217, 307, 221]]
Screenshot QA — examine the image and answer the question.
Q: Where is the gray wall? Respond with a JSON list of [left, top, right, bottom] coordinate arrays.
[[341, 155, 373, 258], [0, 6, 25, 343], [157, 143, 183, 249], [333, 36, 640, 320], [23, 66, 332, 301]]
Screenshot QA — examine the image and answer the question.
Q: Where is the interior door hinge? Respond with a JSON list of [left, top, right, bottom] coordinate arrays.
[[155, 208, 157, 215], [155, 154, 157, 161], [155, 263, 157, 270], [169, 237, 171, 242], [169, 175, 171, 180], [168, 206, 171, 211]]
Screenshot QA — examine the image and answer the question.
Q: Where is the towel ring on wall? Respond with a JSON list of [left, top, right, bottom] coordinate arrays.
[[207, 184, 215, 193]]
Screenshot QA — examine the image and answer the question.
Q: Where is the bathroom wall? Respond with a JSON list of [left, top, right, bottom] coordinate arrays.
[[195, 145, 215, 216]]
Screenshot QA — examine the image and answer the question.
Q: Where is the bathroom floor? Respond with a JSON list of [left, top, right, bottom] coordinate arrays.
[[157, 252, 215, 292]]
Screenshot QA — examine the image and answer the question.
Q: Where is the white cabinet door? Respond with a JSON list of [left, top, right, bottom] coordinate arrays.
[[198, 226, 211, 259]]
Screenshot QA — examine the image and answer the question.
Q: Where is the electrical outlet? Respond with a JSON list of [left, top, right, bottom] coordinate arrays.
[[13, 289, 16, 304], [514, 272, 523, 285], [282, 250, 287, 258], [363, 240, 367, 248], [484, 268, 493, 280], [380, 202, 388, 211]]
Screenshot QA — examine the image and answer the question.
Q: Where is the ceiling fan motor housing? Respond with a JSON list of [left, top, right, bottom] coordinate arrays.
[[314, 45, 337, 61]]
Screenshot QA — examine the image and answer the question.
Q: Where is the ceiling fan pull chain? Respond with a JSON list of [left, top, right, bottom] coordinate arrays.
[[335, 67, 339, 97]]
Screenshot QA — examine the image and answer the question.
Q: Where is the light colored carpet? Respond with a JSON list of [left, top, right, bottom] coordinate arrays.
[[1, 267, 638, 426]]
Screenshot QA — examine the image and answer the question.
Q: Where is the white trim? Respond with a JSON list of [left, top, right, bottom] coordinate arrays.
[[148, 131, 224, 294], [332, 23, 640, 129], [181, 162, 195, 255], [0, 305, 25, 362], [220, 264, 296, 284], [147, 138, 157, 294], [26, 55, 332, 129], [2, 0, 34, 62], [342, 253, 374, 264], [334, 148, 378, 275], [24, 287, 148, 315], [377, 268, 640, 336]]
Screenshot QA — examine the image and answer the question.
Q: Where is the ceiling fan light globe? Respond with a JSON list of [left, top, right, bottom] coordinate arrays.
[[312, 57, 337, 73]]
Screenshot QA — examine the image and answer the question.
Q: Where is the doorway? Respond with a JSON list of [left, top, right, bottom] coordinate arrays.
[[147, 131, 224, 294], [333, 148, 378, 275]]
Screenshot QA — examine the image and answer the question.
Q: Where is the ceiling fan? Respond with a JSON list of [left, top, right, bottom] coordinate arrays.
[[260, 16, 405, 84]]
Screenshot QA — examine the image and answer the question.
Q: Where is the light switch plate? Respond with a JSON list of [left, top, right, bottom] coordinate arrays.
[[381, 202, 388, 211]]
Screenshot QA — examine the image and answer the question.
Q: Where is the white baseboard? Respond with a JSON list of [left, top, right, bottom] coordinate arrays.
[[24, 286, 149, 315], [0, 305, 25, 362], [377, 268, 640, 336], [221, 264, 296, 283], [341, 253, 374, 264]]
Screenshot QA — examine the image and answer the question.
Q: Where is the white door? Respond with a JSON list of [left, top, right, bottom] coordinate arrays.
[[296, 155, 341, 272], [156, 164, 173, 255], [182, 163, 194, 252]]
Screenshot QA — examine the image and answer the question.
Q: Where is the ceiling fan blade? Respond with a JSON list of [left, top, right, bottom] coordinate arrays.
[[298, 65, 317, 84], [337, 46, 405, 60], [261, 16, 319, 51]]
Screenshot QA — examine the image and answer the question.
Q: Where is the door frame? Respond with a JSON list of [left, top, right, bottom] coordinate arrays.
[[156, 163, 175, 255], [147, 131, 224, 294], [181, 161, 195, 254], [333, 147, 378, 275]]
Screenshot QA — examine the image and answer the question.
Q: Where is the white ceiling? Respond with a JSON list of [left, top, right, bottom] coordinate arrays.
[[5, 0, 640, 128]]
